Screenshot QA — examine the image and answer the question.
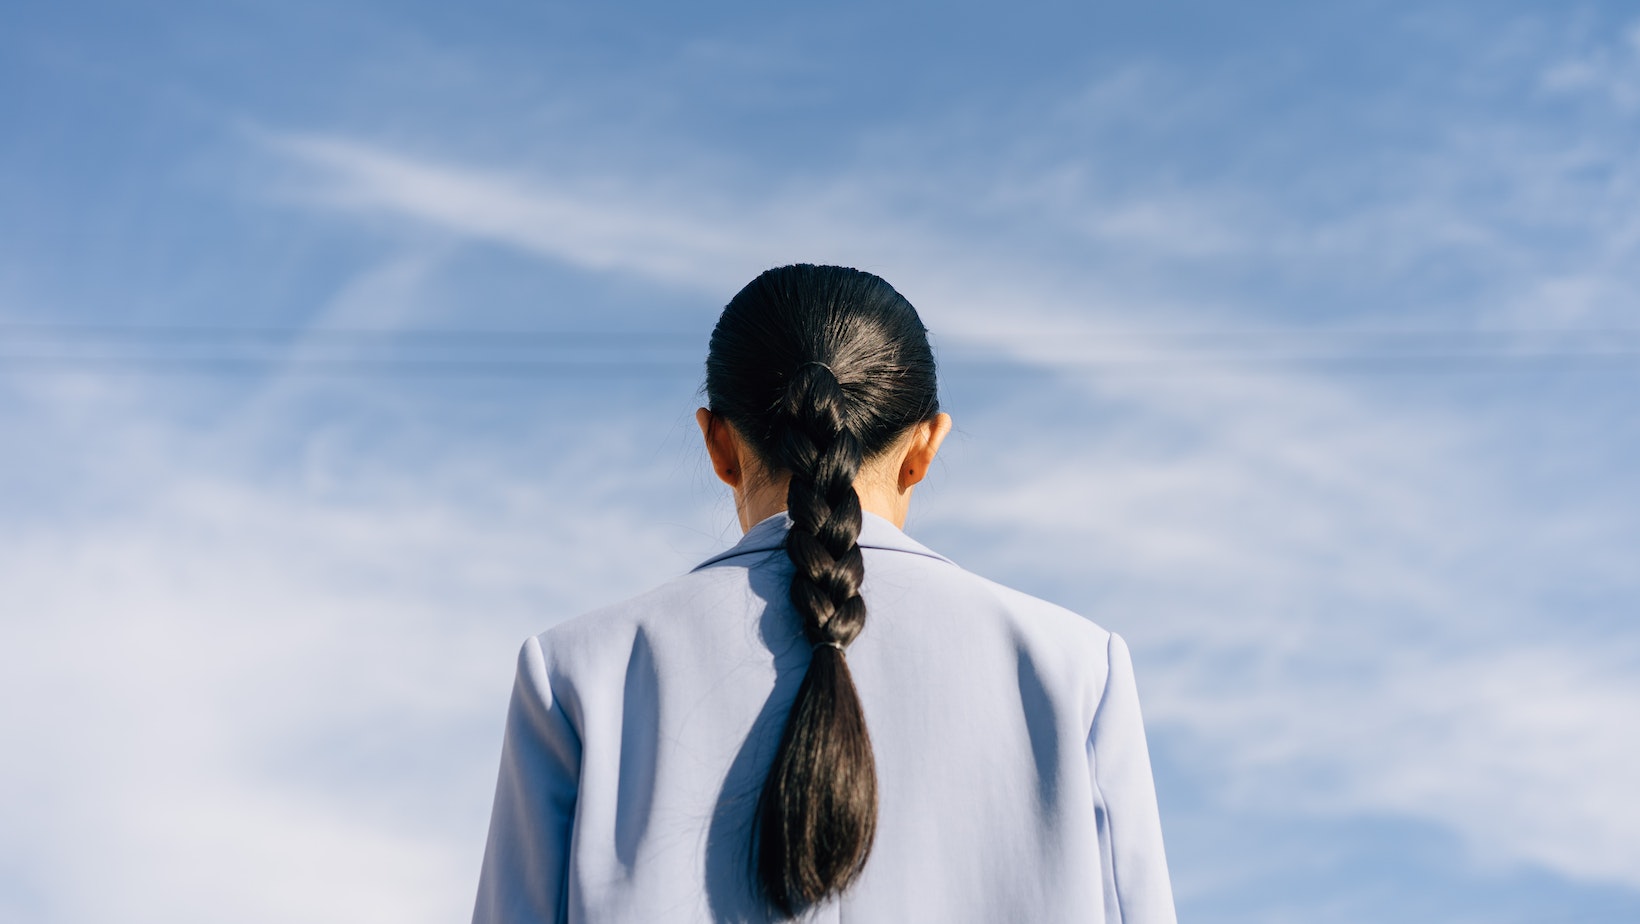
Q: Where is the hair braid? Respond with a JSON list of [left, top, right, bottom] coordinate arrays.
[[754, 363, 878, 915], [779, 365, 867, 647]]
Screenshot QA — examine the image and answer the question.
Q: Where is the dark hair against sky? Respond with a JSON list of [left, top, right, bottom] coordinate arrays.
[[705, 264, 941, 912]]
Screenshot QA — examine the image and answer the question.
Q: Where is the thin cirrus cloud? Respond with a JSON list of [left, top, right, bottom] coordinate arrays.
[[260, 131, 777, 293]]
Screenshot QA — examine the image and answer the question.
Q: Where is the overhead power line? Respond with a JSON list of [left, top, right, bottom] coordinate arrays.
[[1, 324, 1638, 377]]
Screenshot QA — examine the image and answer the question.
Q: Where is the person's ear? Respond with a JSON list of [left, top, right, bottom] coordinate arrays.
[[697, 407, 745, 488], [898, 412, 953, 491]]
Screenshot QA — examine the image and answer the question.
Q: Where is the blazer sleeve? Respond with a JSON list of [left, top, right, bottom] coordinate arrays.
[[1088, 632, 1177, 924], [473, 636, 582, 924]]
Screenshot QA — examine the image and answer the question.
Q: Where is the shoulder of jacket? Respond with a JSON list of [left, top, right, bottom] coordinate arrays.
[[529, 565, 741, 668], [932, 568, 1121, 719], [959, 570, 1114, 649]]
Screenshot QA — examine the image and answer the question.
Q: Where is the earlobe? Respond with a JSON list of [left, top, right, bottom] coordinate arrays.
[[899, 463, 927, 491], [898, 413, 952, 492]]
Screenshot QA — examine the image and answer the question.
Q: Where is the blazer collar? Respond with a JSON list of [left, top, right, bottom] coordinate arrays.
[[692, 511, 955, 571]]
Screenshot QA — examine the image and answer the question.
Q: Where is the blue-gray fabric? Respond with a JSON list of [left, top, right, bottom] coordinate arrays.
[[474, 512, 1177, 923]]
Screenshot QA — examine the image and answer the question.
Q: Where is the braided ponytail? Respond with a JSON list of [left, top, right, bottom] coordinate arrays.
[[756, 362, 875, 913], [704, 264, 940, 917]]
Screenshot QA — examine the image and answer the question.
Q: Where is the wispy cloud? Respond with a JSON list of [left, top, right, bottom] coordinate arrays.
[[261, 131, 774, 292], [1540, 18, 1640, 111]]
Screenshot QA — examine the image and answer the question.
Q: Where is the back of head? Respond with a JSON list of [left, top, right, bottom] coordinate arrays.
[[704, 264, 940, 916]]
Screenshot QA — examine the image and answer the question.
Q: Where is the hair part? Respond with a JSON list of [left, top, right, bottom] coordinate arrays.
[[705, 264, 940, 916]]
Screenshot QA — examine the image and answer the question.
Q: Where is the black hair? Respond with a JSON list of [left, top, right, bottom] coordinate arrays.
[[704, 264, 941, 916]]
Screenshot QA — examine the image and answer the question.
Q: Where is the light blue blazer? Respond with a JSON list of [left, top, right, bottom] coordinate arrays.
[[474, 512, 1176, 923]]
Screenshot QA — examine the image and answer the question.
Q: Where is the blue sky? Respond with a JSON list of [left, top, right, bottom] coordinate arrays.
[[3, 2, 1639, 921]]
